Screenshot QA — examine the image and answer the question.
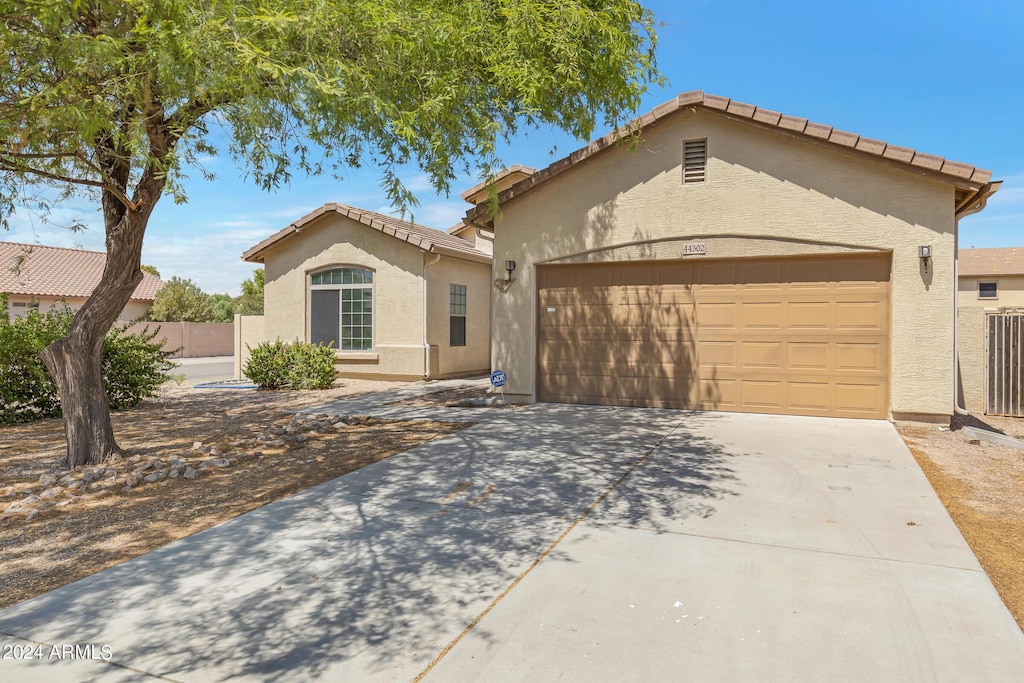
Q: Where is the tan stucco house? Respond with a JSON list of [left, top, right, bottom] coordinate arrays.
[[240, 203, 491, 380], [956, 247, 1024, 414], [0, 241, 163, 321], [464, 91, 1000, 423]]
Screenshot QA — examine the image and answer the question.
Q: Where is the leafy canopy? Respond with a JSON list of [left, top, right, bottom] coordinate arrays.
[[235, 268, 263, 316], [0, 0, 661, 217], [149, 275, 215, 322]]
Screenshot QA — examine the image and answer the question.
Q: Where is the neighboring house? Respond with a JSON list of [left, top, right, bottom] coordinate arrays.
[[241, 203, 491, 380], [956, 247, 1024, 414], [0, 241, 163, 321], [464, 90, 1000, 423]]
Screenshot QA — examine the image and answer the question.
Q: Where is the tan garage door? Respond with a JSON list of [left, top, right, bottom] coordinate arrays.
[[537, 254, 891, 419]]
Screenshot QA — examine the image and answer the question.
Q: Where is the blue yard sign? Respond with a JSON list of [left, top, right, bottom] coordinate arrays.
[[490, 370, 507, 388]]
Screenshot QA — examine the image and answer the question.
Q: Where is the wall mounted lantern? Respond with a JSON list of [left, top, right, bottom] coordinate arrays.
[[495, 259, 517, 292], [919, 245, 932, 273]]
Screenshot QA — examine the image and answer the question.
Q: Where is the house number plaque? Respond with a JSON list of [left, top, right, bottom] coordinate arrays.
[[681, 242, 707, 256]]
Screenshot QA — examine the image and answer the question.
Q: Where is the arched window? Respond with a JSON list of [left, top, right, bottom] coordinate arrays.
[[309, 267, 373, 351]]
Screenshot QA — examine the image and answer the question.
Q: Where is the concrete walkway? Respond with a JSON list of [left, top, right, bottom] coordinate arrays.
[[0, 406, 1021, 681]]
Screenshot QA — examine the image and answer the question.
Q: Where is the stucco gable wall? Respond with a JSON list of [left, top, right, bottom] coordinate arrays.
[[261, 213, 427, 376], [492, 110, 956, 417]]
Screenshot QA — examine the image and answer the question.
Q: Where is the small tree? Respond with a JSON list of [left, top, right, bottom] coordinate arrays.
[[235, 269, 264, 316], [140, 265, 161, 278], [149, 276, 215, 322], [209, 293, 236, 322], [0, 0, 660, 467]]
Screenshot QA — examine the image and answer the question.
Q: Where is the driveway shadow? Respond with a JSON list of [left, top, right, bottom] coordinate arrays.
[[0, 404, 739, 681]]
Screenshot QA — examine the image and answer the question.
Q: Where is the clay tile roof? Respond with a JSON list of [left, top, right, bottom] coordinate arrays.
[[459, 164, 538, 203], [0, 242, 163, 300], [465, 90, 996, 227], [959, 247, 1024, 277], [242, 203, 491, 264]]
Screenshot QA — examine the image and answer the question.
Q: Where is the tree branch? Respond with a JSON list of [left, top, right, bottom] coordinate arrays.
[[0, 159, 105, 190]]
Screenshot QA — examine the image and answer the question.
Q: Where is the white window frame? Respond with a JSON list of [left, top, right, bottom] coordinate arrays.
[[308, 266, 375, 352]]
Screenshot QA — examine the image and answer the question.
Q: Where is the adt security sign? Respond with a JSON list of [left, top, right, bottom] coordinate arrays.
[[490, 370, 507, 388]]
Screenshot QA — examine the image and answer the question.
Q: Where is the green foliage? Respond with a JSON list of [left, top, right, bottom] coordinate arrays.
[[243, 340, 290, 389], [0, 307, 174, 423], [0, 292, 8, 321], [102, 324, 177, 410], [140, 265, 161, 278], [0, 1, 661, 218], [149, 276, 216, 322], [244, 340, 336, 390], [284, 342, 337, 390], [209, 293, 236, 322], [235, 268, 264, 316]]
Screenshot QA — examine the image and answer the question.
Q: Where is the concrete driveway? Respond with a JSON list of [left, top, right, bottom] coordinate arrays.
[[0, 405, 1021, 681]]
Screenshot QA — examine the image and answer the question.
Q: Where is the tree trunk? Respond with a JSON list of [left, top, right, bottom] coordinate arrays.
[[41, 208, 152, 468], [41, 333, 120, 468]]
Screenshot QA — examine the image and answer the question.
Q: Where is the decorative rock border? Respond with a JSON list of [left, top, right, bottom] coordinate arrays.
[[1, 413, 369, 524]]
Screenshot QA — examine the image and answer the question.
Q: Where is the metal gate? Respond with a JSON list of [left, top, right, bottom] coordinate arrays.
[[986, 311, 1024, 416]]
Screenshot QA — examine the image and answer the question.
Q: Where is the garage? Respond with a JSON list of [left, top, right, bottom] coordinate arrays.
[[537, 253, 891, 419]]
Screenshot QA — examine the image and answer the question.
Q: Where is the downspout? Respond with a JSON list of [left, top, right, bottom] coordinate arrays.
[[423, 252, 442, 379], [952, 182, 999, 414]]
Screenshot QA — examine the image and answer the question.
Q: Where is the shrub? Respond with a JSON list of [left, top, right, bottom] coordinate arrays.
[[285, 342, 337, 390], [0, 307, 174, 424], [102, 324, 176, 410], [244, 340, 336, 390], [243, 340, 290, 389]]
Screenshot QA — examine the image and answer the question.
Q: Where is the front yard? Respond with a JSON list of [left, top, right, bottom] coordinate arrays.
[[0, 380, 472, 609]]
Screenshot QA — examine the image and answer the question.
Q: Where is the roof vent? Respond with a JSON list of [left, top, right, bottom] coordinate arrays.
[[683, 139, 707, 184]]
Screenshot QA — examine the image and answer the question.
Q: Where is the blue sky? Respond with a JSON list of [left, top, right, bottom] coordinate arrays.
[[4, 0, 1023, 295]]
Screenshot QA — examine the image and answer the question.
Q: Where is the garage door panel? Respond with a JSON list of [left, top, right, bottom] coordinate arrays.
[[836, 343, 885, 372], [836, 383, 887, 416], [789, 302, 831, 329], [537, 254, 890, 418], [696, 302, 738, 329], [836, 301, 887, 330], [789, 342, 830, 370], [740, 341, 784, 370], [742, 302, 785, 329]]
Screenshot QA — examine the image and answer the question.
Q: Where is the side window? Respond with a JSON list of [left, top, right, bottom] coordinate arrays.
[[309, 268, 374, 350], [450, 284, 467, 347], [978, 281, 998, 299]]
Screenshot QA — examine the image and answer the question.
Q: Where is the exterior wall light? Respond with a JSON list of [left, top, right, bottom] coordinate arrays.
[[919, 245, 932, 273], [495, 259, 517, 293]]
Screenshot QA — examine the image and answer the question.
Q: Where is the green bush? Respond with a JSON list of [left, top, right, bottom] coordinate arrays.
[[102, 324, 176, 410], [243, 339, 290, 389], [0, 307, 174, 424], [244, 340, 336, 390]]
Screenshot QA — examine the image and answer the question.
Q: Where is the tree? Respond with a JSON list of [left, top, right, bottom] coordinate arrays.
[[140, 264, 161, 278], [209, 292, 235, 323], [0, 1, 660, 467], [235, 268, 264, 316], [149, 276, 215, 322]]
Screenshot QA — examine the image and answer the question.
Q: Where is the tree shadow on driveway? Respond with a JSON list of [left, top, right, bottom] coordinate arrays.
[[0, 404, 740, 681]]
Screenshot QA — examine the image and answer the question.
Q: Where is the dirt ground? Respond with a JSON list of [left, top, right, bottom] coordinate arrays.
[[0, 379, 472, 610], [898, 414, 1024, 631]]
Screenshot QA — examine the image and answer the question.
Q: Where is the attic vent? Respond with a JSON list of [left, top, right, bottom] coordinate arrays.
[[683, 139, 707, 184]]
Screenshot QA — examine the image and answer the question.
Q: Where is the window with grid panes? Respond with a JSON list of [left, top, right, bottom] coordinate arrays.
[[309, 268, 373, 350], [449, 284, 467, 347]]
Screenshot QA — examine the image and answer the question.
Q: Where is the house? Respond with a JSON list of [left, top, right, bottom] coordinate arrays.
[[464, 91, 1000, 423], [240, 203, 491, 380], [0, 241, 163, 321], [956, 247, 1024, 414]]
